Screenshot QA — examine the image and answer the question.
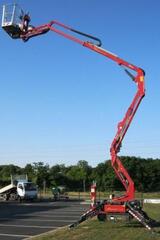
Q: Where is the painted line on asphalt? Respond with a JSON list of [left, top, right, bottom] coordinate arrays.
[[15, 211, 84, 216], [34, 210, 85, 213], [0, 223, 57, 229], [20, 218, 75, 223], [38, 208, 85, 213], [0, 233, 32, 238], [0, 216, 78, 221], [14, 214, 81, 218]]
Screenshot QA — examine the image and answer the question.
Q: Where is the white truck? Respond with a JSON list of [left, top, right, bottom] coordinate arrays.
[[0, 175, 38, 201]]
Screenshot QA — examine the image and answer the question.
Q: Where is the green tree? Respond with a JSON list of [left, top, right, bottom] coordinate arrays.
[[0, 165, 22, 186], [49, 164, 68, 187], [32, 162, 50, 189], [23, 164, 36, 183]]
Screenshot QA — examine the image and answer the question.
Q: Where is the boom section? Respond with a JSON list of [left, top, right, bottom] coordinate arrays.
[[83, 43, 145, 202]]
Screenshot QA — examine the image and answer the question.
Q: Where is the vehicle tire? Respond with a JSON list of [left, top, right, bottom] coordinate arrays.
[[10, 193, 17, 201], [3, 194, 9, 201]]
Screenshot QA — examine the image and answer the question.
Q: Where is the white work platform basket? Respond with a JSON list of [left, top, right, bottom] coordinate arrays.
[[1, 3, 24, 38]]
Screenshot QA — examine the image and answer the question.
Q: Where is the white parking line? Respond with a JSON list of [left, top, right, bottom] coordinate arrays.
[[21, 219, 75, 222], [20, 210, 82, 213], [0, 223, 57, 229], [15, 214, 80, 218], [0, 233, 32, 238], [40, 214, 80, 218], [35, 210, 84, 214], [0, 216, 78, 222]]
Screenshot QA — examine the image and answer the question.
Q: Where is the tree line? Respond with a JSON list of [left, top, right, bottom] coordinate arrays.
[[0, 156, 160, 192]]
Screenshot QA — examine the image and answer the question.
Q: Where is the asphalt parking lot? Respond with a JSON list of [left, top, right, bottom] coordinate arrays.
[[0, 200, 88, 240]]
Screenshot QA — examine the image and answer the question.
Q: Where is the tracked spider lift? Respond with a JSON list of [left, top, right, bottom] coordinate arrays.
[[1, 3, 157, 231]]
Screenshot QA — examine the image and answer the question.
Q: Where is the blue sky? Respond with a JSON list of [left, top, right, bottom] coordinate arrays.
[[0, 0, 160, 167]]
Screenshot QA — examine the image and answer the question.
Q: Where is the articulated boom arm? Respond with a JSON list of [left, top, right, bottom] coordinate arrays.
[[14, 18, 145, 202], [110, 68, 145, 202]]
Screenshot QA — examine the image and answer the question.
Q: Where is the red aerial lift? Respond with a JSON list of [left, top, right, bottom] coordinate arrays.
[[1, 3, 156, 231]]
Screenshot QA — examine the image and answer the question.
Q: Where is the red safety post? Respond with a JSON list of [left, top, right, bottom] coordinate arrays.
[[90, 182, 97, 209]]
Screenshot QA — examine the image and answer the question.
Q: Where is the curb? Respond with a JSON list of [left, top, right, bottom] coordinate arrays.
[[23, 226, 67, 240], [144, 199, 160, 204]]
